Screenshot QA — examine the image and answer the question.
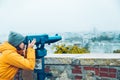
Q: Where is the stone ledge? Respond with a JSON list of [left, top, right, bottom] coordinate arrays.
[[21, 54, 120, 80], [45, 54, 120, 65]]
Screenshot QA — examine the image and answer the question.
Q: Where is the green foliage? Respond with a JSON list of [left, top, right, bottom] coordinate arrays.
[[113, 49, 120, 53], [54, 44, 90, 54]]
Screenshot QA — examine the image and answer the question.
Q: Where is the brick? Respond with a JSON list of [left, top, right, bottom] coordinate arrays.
[[100, 68, 108, 72], [75, 76, 82, 79], [72, 69, 82, 74], [84, 66, 94, 71], [95, 68, 99, 75], [95, 68, 99, 71], [45, 66, 50, 72], [73, 65, 81, 70], [109, 68, 117, 73], [22, 70, 33, 80], [109, 74, 116, 78], [100, 72, 109, 77], [95, 71, 99, 75]]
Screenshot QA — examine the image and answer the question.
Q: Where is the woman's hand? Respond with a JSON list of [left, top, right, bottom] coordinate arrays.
[[28, 39, 36, 48], [22, 39, 36, 57]]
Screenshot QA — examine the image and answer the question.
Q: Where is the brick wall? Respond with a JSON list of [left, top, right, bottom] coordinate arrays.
[[14, 66, 120, 80], [14, 54, 120, 80], [43, 65, 120, 80]]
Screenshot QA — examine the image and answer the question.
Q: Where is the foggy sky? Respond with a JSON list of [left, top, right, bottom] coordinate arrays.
[[0, 0, 120, 35]]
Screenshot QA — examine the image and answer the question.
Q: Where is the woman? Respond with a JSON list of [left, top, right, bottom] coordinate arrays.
[[0, 31, 36, 80]]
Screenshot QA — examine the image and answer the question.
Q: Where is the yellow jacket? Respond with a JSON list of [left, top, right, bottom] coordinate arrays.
[[0, 42, 35, 80]]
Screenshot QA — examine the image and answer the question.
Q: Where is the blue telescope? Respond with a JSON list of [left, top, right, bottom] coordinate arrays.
[[23, 34, 62, 80], [24, 34, 62, 58], [24, 34, 62, 45]]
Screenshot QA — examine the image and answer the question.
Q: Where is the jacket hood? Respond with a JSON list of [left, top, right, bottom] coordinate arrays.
[[0, 41, 16, 53]]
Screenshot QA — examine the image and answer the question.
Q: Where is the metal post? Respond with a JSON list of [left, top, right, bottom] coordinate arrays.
[[37, 57, 45, 80]]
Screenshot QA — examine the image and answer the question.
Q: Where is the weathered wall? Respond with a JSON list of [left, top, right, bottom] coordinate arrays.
[[15, 54, 120, 80]]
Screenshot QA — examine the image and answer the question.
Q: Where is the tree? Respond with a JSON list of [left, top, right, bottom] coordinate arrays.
[[113, 49, 120, 53], [54, 44, 90, 54]]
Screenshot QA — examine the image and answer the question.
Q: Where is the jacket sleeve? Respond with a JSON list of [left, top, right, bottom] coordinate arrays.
[[5, 48, 35, 70]]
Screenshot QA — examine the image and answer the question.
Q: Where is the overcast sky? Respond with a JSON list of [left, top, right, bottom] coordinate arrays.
[[0, 0, 120, 34]]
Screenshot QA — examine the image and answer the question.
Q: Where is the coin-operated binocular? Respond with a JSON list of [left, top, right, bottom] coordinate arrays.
[[24, 34, 62, 80]]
